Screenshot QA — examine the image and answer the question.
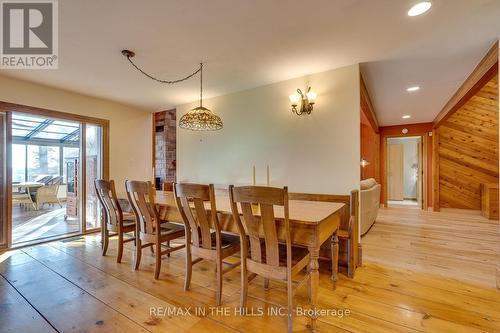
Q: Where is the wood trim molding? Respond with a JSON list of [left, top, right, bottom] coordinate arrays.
[[432, 129, 440, 211], [433, 40, 499, 128], [379, 123, 433, 207], [360, 74, 379, 133], [152, 113, 156, 184], [0, 101, 110, 246], [0, 101, 110, 127]]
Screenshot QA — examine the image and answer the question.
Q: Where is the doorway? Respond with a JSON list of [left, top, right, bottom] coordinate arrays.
[[0, 103, 108, 249], [387, 136, 423, 208], [11, 113, 82, 244]]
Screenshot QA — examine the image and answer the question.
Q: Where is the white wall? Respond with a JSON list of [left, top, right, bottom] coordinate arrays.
[[0, 74, 152, 196], [388, 137, 420, 199], [177, 64, 360, 194]]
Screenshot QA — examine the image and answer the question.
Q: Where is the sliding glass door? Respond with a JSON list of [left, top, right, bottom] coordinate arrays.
[[0, 112, 7, 248], [84, 124, 102, 230], [0, 103, 108, 248]]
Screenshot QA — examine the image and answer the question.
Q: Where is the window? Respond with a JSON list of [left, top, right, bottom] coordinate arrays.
[[85, 124, 102, 229], [27, 145, 60, 181], [12, 144, 26, 183]]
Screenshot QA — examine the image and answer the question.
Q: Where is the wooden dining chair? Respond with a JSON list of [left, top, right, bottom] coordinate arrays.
[[95, 179, 136, 263], [174, 183, 240, 306], [229, 185, 311, 333], [125, 180, 185, 279]]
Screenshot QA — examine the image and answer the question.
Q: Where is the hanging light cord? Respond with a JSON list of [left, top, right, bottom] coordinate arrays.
[[122, 49, 202, 84], [199, 62, 203, 107]]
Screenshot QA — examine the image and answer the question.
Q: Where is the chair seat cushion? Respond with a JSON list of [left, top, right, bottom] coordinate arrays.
[[160, 222, 185, 235], [211, 232, 240, 250]]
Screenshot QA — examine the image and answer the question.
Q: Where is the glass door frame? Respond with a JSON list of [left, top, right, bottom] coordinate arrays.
[[0, 101, 109, 249], [0, 111, 11, 249]]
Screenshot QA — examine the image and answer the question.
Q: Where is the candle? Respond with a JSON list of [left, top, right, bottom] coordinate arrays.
[[266, 165, 270, 186], [252, 165, 256, 185]]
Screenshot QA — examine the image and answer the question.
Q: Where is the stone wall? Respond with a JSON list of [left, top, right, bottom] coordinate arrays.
[[154, 109, 176, 184]]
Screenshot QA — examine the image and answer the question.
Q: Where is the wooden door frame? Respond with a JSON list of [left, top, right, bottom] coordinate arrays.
[[0, 101, 109, 250], [0, 112, 11, 249], [383, 134, 427, 209]]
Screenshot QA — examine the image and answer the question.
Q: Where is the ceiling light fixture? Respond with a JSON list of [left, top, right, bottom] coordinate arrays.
[[408, 2, 432, 16], [179, 63, 223, 131], [402, 115, 412, 119], [406, 86, 420, 92], [121, 50, 222, 131]]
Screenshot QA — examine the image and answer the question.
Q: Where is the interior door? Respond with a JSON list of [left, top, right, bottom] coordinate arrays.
[[388, 143, 404, 201]]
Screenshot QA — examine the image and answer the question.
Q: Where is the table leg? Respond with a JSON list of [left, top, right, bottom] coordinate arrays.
[[308, 246, 319, 331], [331, 233, 339, 289]]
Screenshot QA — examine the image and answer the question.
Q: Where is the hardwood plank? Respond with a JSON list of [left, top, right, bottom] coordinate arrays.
[[21, 245, 230, 333], [2, 206, 500, 332], [0, 250, 149, 333], [0, 275, 57, 333]]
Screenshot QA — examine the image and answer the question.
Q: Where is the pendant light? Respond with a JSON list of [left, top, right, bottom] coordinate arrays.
[[179, 63, 223, 131]]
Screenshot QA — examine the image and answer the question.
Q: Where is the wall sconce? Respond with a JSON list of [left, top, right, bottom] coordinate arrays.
[[360, 157, 370, 168], [289, 87, 317, 115]]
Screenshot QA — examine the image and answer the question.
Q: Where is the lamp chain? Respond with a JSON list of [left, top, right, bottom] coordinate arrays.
[[200, 62, 203, 107], [124, 52, 202, 84]]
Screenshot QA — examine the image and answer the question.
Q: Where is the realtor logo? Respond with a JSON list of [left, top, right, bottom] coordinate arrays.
[[1, 0, 58, 69]]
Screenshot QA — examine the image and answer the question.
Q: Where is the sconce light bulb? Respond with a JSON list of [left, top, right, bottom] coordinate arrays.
[[289, 94, 300, 106], [306, 91, 317, 103]]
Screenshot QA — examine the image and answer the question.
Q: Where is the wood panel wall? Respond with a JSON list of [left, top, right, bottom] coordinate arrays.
[[437, 74, 499, 210], [361, 114, 380, 181], [360, 74, 380, 181]]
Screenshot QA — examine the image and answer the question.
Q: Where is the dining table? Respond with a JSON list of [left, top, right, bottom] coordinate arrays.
[[154, 190, 344, 330], [12, 181, 44, 192]]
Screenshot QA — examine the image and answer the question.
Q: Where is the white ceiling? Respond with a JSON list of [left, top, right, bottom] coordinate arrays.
[[1, 0, 499, 126]]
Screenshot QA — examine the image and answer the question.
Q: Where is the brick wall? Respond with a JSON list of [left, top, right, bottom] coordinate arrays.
[[154, 109, 176, 184]]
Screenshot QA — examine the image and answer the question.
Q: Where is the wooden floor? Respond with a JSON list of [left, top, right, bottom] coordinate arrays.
[[12, 204, 79, 245], [1, 207, 500, 332]]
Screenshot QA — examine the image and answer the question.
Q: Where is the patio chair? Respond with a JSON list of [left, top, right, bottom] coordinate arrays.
[[47, 176, 63, 185], [35, 175, 53, 184], [33, 184, 63, 210], [12, 191, 36, 210]]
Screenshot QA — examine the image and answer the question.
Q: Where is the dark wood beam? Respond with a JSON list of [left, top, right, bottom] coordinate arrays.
[[433, 40, 498, 128], [360, 73, 379, 133]]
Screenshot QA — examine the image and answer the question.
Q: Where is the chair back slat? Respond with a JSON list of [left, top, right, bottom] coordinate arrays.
[[240, 202, 262, 263], [174, 183, 218, 250], [95, 179, 122, 227], [126, 180, 158, 236], [231, 186, 285, 206], [260, 203, 279, 266], [193, 198, 213, 248], [230, 185, 289, 268]]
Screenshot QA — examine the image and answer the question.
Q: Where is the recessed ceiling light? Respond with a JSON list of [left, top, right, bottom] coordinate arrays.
[[402, 115, 412, 119], [407, 86, 420, 92], [408, 2, 432, 16]]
